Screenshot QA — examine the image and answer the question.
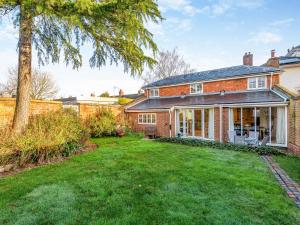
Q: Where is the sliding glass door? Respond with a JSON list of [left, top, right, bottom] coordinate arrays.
[[177, 108, 214, 140], [228, 106, 287, 146]]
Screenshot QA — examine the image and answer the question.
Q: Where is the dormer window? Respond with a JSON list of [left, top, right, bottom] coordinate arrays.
[[248, 76, 266, 89], [149, 88, 159, 97], [190, 83, 203, 94]]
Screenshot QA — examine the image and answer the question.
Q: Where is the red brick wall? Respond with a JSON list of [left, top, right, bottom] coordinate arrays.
[[159, 84, 190, 96], [127, 111, 172, 137], [222, 108, 229, 143], [78, 103, 124, 120], [203, 78, 248, 93], [214, 107, 220, 142], [145, 74, 279, 97], [0, 98, 62, 129]]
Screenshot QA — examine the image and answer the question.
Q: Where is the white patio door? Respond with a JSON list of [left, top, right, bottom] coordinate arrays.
[[176, 108, 214, 140]]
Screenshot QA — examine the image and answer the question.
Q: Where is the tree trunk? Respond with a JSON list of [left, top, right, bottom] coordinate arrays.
[[12, 6, 33, 134]]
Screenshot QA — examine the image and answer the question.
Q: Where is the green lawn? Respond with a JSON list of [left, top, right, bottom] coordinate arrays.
[[274, 155, 300, 184], [0, 136, 299, 225]]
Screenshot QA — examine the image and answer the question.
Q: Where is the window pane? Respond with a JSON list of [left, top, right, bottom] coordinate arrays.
[[151, 114, 156, 123], [233, 108, 242, 136], [256, 107, 270, 142], [242, 108, 255, 137], [258, 77, 265, 88], [248, 78, 256, 89], [143, 114, 147, 123], [271, 107, 286, 145], [191, 83, 202, 94], [186, 110, 193, 136], [197, 84, 202, 92], [190, 84, 195, 93], [138, 115, 143, 123], [147, 114, 151, 123]]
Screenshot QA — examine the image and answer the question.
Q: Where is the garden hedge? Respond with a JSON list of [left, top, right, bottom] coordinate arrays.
[[156, 137, 285, 155]]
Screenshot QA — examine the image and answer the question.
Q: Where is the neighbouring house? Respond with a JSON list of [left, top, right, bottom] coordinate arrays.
[[126, 52, 292, 149], [58, 94, 119, 107], [111, 89, 145, 100], [265, 49, 300, 94]]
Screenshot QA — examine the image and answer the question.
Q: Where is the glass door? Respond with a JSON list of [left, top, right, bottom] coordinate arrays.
[[185, 109, 193, 136]]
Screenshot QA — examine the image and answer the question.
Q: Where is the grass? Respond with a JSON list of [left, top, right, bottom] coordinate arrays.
[[0, 135, 299, 225], [274, 155, 300, 184]]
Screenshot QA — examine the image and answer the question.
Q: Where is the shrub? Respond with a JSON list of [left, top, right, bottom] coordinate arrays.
[[156, 137, 285, 155], [0, 110, 88, 166], [118, 97, 133, 105], [85, 108, 117, 137]]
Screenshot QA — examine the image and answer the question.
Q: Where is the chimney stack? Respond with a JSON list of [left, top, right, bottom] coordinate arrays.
[[271, 49, 276, 58], [119, 89, 124, 97], [243, 52, 253, 66], [266, 49, 279, 68]]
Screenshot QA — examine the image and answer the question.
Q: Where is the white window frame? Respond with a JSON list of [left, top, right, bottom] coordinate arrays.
[[175, 108, 214, 140], [247, 76, 267, 90], [149, 88, 159, 98], [138, 113, 156, 124], [190, 83, 203, 94]]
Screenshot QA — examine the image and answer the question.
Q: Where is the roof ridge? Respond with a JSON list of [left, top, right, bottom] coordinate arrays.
[[143, 65, 279, 88]]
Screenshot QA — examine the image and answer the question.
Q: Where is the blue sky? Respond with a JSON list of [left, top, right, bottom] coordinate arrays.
[[0, 0, 299, 97]]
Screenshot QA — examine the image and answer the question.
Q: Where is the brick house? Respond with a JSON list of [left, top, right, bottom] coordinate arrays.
[[125, 53, 293, 149]]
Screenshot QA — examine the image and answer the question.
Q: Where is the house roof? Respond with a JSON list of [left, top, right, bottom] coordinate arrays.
[[143, 65, 279, 88], [279, 56, 300, 65], [126, 90, 286, 111]]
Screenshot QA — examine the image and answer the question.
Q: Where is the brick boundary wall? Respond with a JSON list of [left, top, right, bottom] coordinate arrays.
[[77, 103, 124, 122], [288, 97, 300, 155], [0, 98, 62, 129]]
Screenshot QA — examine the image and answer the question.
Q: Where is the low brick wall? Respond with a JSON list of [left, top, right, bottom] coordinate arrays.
[[78, 103, 124, 121], [0, 98, 62, 129], [288, 97, 300, 154]]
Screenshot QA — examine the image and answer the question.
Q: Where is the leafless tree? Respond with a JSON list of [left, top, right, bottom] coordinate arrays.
[[142, 48, 195, 84], [1, 67, 59, 99]]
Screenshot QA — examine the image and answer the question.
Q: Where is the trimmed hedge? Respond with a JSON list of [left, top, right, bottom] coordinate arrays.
[[156, 137, 285, 155]]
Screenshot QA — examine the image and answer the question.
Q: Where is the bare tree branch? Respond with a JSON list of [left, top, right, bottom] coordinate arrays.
[[0, 66, 59, 99], [142, 48, 195, 84]]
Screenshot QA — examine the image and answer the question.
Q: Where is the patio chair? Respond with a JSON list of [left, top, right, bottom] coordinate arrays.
[[227, 130, 236, 143], [234, 135, 245, 145], [245, 131, 259, 146], [259, 136, 269, 146]]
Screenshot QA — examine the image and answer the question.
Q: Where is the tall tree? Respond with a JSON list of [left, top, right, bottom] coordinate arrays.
[[100, 91, 110, 97], [1, 66, 59, 99], [0, 0, 161, 133], [142, 48, 195, 84]]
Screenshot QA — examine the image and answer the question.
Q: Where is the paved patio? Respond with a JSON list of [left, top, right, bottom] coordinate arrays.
[[261, 155, 300, 208]]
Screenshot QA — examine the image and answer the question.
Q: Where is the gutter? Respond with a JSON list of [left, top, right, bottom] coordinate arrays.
[[271, 88, 288, 102]]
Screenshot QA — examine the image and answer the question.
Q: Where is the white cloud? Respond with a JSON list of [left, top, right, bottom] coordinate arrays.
[[169, 18, 192, 32], [210, 0, 265, 16], [270, 18, 295, 27], [158, 0, 200, 16], [248, 32, 282, 44]]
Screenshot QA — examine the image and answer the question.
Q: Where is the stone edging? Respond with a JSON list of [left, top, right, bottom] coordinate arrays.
[[261, 155, 300, 208]]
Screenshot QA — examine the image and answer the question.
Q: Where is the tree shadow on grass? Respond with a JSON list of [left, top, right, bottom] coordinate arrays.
[[0, 183, 78, 225]]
